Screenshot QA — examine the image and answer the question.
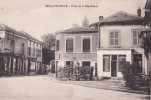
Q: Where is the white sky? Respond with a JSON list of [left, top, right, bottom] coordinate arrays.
[[0, 0, 147, 41]]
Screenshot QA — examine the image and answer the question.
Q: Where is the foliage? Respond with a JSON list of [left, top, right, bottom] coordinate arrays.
[[120, 59, 135, 87], [41, 33, 55, 49], [41, 33, 55, 65], [42, 48, 55, 65], [57, 65, 93, 81]]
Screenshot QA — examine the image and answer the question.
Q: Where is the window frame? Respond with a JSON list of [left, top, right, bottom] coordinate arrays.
[[109, 30, 121, 47], [81, 36, 92, 53], [132, 29, 142, 46], [65, 36, 75, 53], [103, 55, 126, 72], [56, 40, 60, 51], [103, 55, 110, 72]]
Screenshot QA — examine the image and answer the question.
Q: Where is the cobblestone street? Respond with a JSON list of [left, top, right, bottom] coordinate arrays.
[[0, 75, 149, 100]]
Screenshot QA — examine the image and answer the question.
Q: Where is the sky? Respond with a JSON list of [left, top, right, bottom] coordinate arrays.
[[0, 0, 147, 41]]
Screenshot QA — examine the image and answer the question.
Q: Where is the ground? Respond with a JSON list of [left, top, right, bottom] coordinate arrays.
[[0, 75, 149, 100]]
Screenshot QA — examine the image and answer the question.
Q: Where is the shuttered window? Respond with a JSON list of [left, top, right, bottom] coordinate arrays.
[[132, 30, 140, 46], [109, 31, 120, 46]]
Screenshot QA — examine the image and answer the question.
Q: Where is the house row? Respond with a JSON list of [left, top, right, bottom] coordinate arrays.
[[0, 24, 43, 76], [55, 7, 150, 78]]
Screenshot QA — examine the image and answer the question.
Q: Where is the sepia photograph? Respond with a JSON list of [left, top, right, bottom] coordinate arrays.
[[0, 0, 150, 100]]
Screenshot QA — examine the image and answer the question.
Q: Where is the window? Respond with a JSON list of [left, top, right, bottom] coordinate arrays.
[[21, 43, 24, 55], [56, 40, 60, 51], [66, 61, 73, 67], [103, 55, 110, 72], [66, 37, 74, 52], [28, 47, 31, 56], [132, 30, 141, 46], [83, 37, 91, 52], [33, 42, 35, 47], [36, 49, 41, 57], [109, 31, 120, 46], [82, 61, 91, 67], [33, 48, 35, 57], [118, 55, 126, 72], [103, 55, 126, 72], [30, 40, 31, 46]]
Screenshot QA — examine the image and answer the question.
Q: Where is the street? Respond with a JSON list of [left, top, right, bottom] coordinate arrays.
[[0, 75, 149, 100]]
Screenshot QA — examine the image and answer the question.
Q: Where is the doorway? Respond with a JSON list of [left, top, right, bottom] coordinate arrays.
[[111, 55, 117, 77], [133, 54, 142, 74]]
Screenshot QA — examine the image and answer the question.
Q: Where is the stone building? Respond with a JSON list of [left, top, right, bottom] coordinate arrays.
[[0, 24, 43, 76]]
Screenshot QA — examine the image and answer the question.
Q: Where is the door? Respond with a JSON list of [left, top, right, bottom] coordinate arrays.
[[111, 61, 117, 77], [133, 54, 142, 73], [111, 55, 117, 77]]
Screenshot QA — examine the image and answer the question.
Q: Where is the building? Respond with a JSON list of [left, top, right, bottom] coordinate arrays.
[[91, 10, 148, 78], [0, 24, 28, 76], [55, 16, 98, 77], [24, 32, 43, 74], [0, 24, 43, 76]]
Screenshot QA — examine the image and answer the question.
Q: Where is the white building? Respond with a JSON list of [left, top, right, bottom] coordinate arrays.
[[93, 11, 148, 78]]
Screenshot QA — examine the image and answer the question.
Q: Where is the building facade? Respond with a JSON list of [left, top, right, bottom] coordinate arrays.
[[55, 17, 98, 76], [0, 24, 28, 76], [95, 11, 148, 78], [0, 24, 42, 76], [25, 33, 43, 74]]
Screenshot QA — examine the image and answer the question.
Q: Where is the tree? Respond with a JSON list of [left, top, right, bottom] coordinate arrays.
[[41, 33, 55, 65], [42, 48, 54, 65], [41, 33, 55, 49]]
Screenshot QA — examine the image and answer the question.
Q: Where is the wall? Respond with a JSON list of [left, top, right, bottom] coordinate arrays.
[[55, 32, 97, 67], [97, 24, 148, 77], [100, 25, 143, 48]]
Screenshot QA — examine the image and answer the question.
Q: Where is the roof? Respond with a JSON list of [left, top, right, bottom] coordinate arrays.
[[90, 11, 143, 26], [56, 27, 98, 34], [145, 0, 151, 9], [0, 23, 27, 38], [0, 23, 43, 43], [23, 32, 43, 43]]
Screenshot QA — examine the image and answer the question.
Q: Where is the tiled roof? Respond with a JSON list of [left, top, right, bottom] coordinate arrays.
[[100, 11, 142, 23], [90, 11, 143, 26], [57, 27, 98, 34]]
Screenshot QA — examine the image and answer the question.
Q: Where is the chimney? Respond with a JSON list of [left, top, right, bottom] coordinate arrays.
[[99, 16, 103, 21], [137, 7, 141, 17]]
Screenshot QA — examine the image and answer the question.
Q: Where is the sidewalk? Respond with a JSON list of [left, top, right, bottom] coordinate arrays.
[[57, 77, 150, 95]]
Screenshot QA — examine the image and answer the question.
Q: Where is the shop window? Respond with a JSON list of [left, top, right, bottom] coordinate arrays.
[[118, 55, 126, 72], [103, 55, 110, 72]]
